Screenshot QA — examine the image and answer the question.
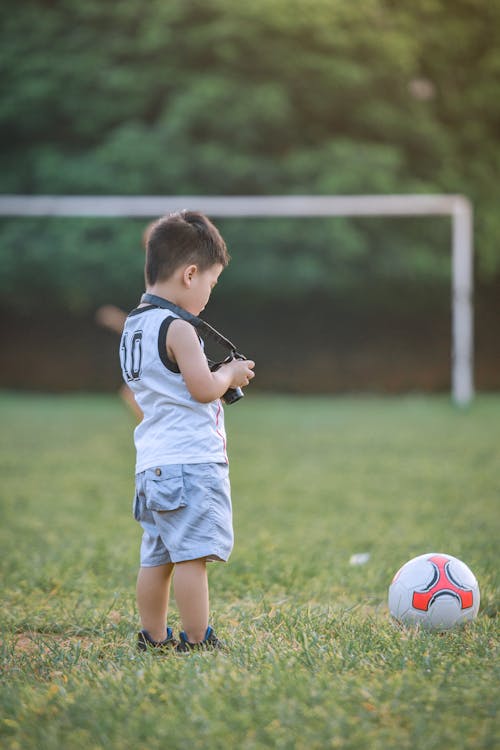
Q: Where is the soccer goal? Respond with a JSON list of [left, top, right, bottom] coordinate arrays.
[[0, 194, 474, 405]]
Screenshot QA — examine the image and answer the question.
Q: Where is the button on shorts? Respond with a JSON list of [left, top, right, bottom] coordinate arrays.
[[133, 462, 233, 566]]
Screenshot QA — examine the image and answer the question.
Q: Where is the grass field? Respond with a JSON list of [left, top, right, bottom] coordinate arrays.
[[0, 391, 499, 749]]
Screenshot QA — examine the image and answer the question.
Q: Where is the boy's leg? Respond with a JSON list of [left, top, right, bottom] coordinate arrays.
[[173, 558, 209, 643], [136, 563, 174, 642]]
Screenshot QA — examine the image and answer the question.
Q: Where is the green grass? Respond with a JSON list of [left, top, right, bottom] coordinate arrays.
[[0, 392, 499, 749]]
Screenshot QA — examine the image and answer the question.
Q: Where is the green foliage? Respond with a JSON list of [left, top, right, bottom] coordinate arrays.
[[0, 393, 499, 748], [0, 218, 145, 313], [0, 213, 452, 314], [1, 0, 499, 313]]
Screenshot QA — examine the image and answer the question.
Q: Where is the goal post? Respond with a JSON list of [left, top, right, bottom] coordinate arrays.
[[0, 194, 474, 405]]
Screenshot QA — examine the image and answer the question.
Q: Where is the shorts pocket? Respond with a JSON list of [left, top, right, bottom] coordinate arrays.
[[144, 465, 186, 512], [132, 492, 141, 520]]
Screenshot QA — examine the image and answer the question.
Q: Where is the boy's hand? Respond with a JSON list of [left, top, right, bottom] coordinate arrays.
[[95, 304, 127, 334], [223, 358, 255, 389]]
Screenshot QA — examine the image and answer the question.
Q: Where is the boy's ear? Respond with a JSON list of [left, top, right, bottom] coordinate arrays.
[[183, 264, 198, 287]]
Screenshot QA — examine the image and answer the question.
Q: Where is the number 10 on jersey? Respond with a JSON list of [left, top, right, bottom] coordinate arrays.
[[121, 330, 143, 382]]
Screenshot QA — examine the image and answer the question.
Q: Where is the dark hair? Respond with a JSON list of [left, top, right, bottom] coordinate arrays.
[[145, 211, 230, 285]]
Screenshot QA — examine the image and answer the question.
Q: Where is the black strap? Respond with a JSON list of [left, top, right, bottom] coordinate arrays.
[[141, 293, 244, 358]]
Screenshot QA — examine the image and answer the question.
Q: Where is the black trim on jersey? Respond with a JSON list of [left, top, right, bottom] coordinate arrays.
[[158, 316, 181, 373], [127, 305, 157, 318]]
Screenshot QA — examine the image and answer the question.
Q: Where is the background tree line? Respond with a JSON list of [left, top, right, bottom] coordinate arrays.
[[0, 0, 499, 390]]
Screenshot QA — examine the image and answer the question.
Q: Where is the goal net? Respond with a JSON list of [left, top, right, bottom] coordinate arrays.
[[0, 194, 474, 405]]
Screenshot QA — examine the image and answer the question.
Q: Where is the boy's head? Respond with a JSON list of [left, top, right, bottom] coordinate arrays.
[[145, 211, 230, 285]]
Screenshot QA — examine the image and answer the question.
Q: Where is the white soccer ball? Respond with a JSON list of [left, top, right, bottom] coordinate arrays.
[[388, 552, 480, 631]]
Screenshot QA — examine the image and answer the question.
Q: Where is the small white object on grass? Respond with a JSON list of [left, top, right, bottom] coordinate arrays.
[[349, 553, 371, 566]]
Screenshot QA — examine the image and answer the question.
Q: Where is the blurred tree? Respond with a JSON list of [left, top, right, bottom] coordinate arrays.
[[398, 0, 500, 279], [0, 0, 498, 313]]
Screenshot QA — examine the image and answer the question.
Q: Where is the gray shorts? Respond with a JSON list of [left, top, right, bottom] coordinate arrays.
[[133, 462, 233, 566]]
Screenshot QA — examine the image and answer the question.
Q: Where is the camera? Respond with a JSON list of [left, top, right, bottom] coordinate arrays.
[[222, 386, 244, 405], [209, 354, 245, 405]]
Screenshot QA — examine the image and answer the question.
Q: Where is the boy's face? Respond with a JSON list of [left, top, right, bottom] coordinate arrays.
[[186, 263, 223, 315]]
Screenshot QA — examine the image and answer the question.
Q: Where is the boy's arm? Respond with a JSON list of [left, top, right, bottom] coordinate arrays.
[[167, 319, 255, 403]]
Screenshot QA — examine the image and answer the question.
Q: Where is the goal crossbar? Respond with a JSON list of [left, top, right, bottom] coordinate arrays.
[[0, 194, 474, 405]]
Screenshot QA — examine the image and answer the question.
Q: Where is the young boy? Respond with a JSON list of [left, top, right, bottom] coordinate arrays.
[[120, 210, 255, 652]]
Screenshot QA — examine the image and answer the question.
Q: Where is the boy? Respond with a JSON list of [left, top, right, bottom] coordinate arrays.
[[120, 210, 255, 652]]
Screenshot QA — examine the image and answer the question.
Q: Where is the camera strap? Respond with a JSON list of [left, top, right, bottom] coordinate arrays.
[[140, 293, 244, 363]]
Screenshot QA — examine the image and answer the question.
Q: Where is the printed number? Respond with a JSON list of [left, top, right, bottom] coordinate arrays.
[[121, 331, 143, 381]]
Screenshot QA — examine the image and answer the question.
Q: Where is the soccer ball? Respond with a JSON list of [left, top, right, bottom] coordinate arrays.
[[388, 552, 480, 631]]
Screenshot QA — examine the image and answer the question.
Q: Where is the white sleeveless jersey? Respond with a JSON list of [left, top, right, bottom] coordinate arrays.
[[120, 305, 227, 473]]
